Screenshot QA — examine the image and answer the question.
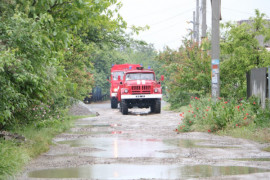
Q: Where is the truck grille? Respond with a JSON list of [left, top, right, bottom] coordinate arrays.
[[131, 86, 151, 94]]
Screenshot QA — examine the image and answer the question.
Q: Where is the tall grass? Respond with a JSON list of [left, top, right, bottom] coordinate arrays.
[[0, 141, 30, 179], [0, 115, 92, 179]]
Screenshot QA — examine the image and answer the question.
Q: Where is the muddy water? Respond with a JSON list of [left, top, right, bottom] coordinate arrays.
[[20, 101, 270, 180], [58, 138, 176, 158], [164, 139, 240, 149], [28, 164, 269, 179]]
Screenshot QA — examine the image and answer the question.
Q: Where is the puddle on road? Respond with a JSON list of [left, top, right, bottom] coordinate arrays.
[[164, 139, 199, 148], [28, 164, 270, 179], [130, 112, 150, 116], [164, 139, 238, 149], [58, 138, 237, 158], [58, 138, 175, 158], [233, 158, 270, 161], [73, 123, 122, 129], [74, 124, 111, 127], [65, 130, 126, 135], [67, 123, 123, 135]]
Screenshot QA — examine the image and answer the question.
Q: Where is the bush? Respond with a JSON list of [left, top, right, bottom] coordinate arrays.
[[158, 40, 211, 109], [177, 96, 267, 133]]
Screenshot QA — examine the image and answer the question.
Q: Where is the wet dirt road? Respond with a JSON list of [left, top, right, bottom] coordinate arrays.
[[19, 101, 270, 179]]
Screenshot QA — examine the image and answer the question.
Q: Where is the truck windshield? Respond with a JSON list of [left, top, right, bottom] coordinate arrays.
[[112, 71, 124, 80], [126, 73, 154, 81]]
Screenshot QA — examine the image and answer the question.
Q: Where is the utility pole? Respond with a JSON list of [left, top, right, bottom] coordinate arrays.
[[193, 11, 196, 40], [201, 0, 207, 38], [211, 0, 221, 101], [196, 0, 200, 43], [268, 67, 270, 101]]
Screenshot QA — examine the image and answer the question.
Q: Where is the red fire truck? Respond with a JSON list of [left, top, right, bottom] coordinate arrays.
[[110, 64, 141, 108], [118, 67, 164, 115]]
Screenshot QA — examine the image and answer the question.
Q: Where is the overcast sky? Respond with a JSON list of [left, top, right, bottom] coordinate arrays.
[[119, 0, 270, 51]]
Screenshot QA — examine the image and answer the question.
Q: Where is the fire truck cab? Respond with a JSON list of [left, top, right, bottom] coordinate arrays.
[[110, 64, 141, 108], [118, 67, 164, 115]]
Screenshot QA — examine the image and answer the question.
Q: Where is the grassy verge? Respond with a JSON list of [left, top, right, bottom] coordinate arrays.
[[218, 125, 270, 143], [263, 146, 270, 152], [175, 96, 270, 144], [0, 115, 93, 179]]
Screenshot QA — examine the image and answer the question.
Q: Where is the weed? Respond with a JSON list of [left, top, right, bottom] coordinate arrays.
[[176, 96, 270, 142]]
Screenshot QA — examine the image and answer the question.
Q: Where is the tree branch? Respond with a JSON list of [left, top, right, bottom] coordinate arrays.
[[48, 1, 73, 13], [32, 0, 37, 6]]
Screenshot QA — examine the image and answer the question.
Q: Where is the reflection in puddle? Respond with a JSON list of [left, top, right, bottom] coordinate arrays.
[[65, 131, 126, 135], [110, 124, 121, 127], [111, 131, 122, 134], [75, 124, 111, 127], [58, 138, 175, 158], [128, 109, 151, 116], [28, 164, 270, 179], [164, 139, 198, 148], [66, 130, 112, 135], [164, 139, 238, 149]]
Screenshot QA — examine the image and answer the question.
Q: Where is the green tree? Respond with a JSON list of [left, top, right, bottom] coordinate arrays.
[[0, 0, 139, 129], [220, 9, 270, 98], [158, 39, 211, 108], [119, 43, 165, 80]]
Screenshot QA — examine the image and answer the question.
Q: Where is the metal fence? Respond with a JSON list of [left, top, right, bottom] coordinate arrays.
[[247, 67, 270, 108], [83, 86, 109, 104]]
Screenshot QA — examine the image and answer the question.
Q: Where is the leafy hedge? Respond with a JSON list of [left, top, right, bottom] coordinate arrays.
[[158, 40, 211, 108], [177, 96, 266, 133], [0, 0, 138, 129]]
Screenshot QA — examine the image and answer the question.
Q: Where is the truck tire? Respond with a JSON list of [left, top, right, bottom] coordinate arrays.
[[150, 103, 155, 113], [121, 100, 128, 115], [151, 99, 161, 114], [111, 98, 118, 109]]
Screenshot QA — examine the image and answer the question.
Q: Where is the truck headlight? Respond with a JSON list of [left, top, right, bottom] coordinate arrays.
[[124, 89, 128, 93], [154, 89, 158, 93], [113, 88, 118, 92]]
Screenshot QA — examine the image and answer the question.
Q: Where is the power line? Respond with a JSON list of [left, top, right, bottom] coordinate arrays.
[[140, 22, 183, 38], [149, 8, 194, 26], [137, 10, 194, 38]]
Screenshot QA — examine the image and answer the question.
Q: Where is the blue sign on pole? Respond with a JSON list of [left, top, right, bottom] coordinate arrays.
[[212, 59, 220, 65]]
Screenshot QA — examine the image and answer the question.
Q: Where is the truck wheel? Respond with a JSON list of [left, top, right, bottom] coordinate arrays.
[[111, 98, 118, 109], [150, 103, 155, 113], [154, 99, 161, 113], [121, 100, 128, 115]]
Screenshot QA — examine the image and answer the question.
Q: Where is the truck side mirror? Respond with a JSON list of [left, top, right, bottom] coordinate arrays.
[[161, 75, 164, 81], [118, 75, 121, 81]]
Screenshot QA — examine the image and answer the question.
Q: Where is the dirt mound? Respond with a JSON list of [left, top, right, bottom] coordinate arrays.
[[68, 101, 94, 116]]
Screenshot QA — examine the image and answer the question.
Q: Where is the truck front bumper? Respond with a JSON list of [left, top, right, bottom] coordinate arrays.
[[121, 94, 162, 99]]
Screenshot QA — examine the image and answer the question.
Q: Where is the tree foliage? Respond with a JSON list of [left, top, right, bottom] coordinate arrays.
[[158, 40, 211, 108], [0, 0, 140, 129], [220, 9, 270, 98], [160, 10, 270, 109], [121, 43, 164, 79]]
